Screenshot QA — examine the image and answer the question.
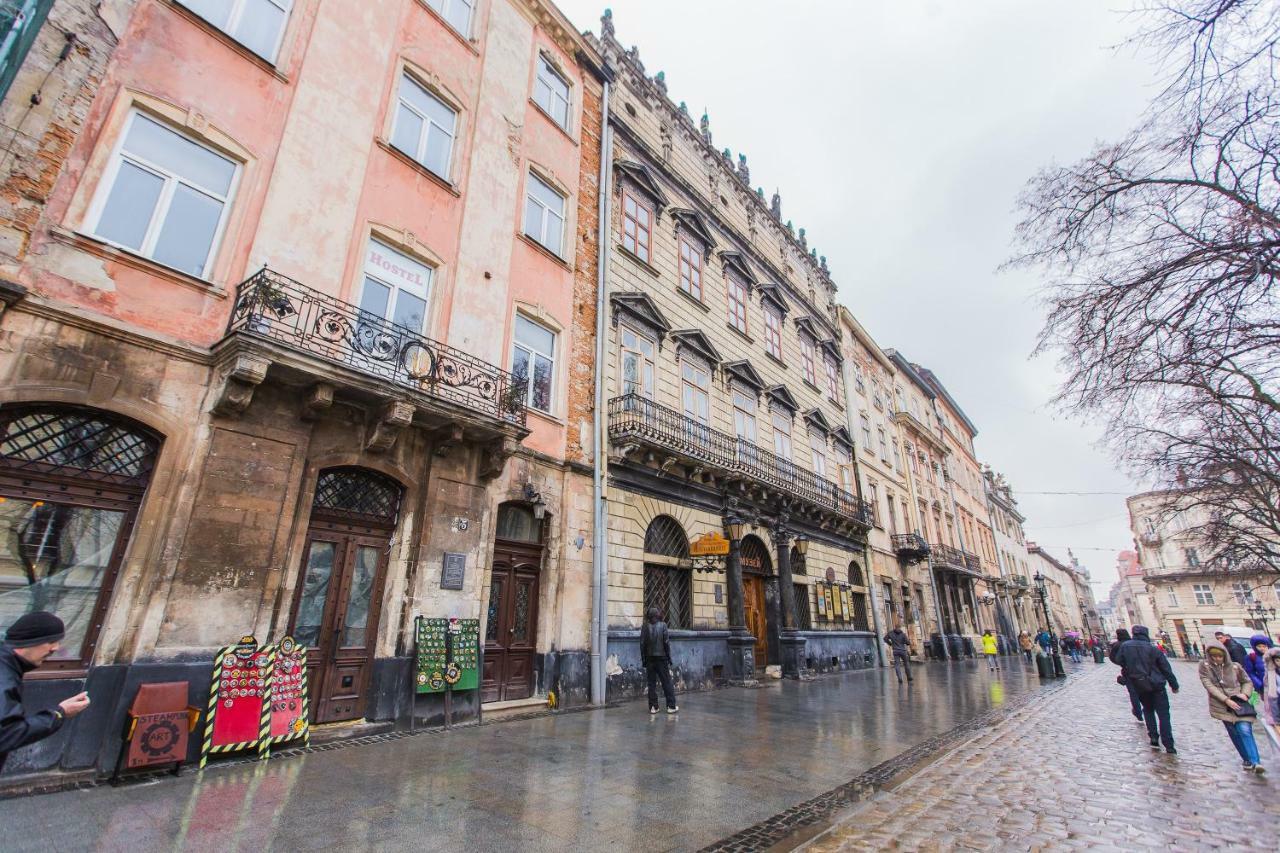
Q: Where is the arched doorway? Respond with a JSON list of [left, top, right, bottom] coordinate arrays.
[[740, 535, 775, 667], [482, 502, 545, 703], [642, 516, 691, 628], [290, 466, 402, 723], [0, 405, 160, 672]]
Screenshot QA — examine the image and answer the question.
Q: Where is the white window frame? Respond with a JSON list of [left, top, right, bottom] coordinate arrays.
[[726, 273, 749, 334], [182, 0, 293, 63], [534, 54, 571, 131], [358, 238, 434, 334], [763, 305, 782, 359], [619, 325, 655, 399], [1193, 583, 1214, 606], [426, 0, 474, 37], [772, 409, 792, 461], [390, 72, 458, 180], [679, 235, 703, 301], [732, 388, 757, 443], [1166, 589, 1178, 607], [86, 110, 239, 280], [801, 334, 817, 385], [824, 356, 839, 400], [513, 314, 557, 414], [523, 171, 566, 257], [809, 431, 826, 477], [680, 359, 711, 425]]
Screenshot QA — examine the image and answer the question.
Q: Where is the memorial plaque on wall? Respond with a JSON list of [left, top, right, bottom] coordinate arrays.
[[440, 552, 466, 590]]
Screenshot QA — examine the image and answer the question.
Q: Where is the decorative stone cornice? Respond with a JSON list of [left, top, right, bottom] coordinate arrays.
[[669, 328, 722, 367], [723, 359, 766, 394], [610, 291, 671, 346]]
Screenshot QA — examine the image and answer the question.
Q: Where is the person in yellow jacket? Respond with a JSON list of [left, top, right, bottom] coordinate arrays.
[[982, 629, 1000, 672]]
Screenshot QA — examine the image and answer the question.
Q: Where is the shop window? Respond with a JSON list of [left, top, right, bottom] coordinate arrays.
[[0, 406, 161, 671], [850, 591, 870, 631]]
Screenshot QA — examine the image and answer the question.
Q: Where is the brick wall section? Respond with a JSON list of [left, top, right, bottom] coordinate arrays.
[[565, 73, 603, 466], [0, 1, 135, 270]]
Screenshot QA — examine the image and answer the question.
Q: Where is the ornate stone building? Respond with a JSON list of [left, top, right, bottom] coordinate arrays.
[[984, 467, 1035, 635], [590, 12, 875, 697]]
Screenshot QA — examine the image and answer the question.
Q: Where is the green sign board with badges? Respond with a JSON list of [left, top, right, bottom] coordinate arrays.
[[415, 616, 480, 694]]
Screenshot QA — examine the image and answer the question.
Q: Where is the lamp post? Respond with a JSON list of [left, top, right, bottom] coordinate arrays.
[[1033, 571, 1065, 678], [722, 511, 755, 685], [1247, 601, 1276, 637]]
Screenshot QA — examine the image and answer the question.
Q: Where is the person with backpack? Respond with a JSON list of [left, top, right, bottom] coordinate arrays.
[[640, 607, 678, 714], [1243, 634, 1272, 692], [1115, 625, 1180, 754], [1199, 639, 1264, 773], [1109, 628, 1144, 724]]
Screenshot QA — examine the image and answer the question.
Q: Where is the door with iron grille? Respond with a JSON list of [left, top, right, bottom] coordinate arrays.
[[482, 503, 544, 703], [290, 468, 401, 724]]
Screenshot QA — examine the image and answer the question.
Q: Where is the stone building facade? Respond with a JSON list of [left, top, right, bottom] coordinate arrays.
[[0, 0, 604, 784], [1027, 544, 1089, 638], [984, 467, 1036, 634], [590, 12, 875, 698]]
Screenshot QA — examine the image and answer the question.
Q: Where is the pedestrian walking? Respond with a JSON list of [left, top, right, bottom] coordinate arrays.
[[1114, 625, 1179, 754], [981, 629, 999, 671], [640, 607, 677, 714], [1035, 628, 1052, 654], [1198, 640, 1264, 773], [1108, 628, 1144, 724], [1214, 631, 1248, 666], [2, 612, 91, 773], [1018, 631, 1034, 663], [1261, 647, 1280, 748], [1243, 634, 1272, 692], [883, 623, 914, 684]]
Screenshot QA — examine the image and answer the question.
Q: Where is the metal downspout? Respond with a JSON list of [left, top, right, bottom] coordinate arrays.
[[590, 79, 612, 707]]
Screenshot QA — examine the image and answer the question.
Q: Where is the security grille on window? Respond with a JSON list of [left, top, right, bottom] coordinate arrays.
[[182, 0, 293, 62], [524, 173, 566, 256], [1193, 583, 1215, 605], [621, 191, 652, 262], [90, 112, 238, 278], [790, 546, 806, 576], [512, 315, 555, 413], [848, 561, 864, 586], [391, 73, 457, 179], [426, 0, 474, 36], [794, 584, 813, 629], [643, 516, 691, 629], [534, 54, 571, 130]]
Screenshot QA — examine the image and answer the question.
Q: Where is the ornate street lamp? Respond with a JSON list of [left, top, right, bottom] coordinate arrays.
[[727, 516, 747, 542], [1247, 601, 1276, 637], [1033, 570, 1065, 678], [794, 534, 810, 557]]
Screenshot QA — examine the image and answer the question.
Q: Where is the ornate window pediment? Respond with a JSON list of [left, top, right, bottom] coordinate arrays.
[[669, 208, 716, 257], [610, 291, 671, 346], [718, 251, 755, 291], [766, 384, 800, 414], [614, 160, 668, 215], [722, 359, 766, 394], [803, 408, 833, 435], [819, 339, 842, 363], [794, 316, 820, 340], [757, 283, 789, 316], [668, 328, 722, 367], [831, 426, 854, 449]]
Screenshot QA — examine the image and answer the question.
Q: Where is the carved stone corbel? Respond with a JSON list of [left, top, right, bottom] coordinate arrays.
[[300, 383, 335, 420], [365, 400, 414, 453], [432, 424, 465, 457], [212, 354, 270, 417], [478, 436, 518, 481]]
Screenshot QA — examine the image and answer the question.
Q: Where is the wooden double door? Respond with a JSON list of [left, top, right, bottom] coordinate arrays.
[[744, 575, 769, 668], [291, 522, 391, 723], [481, 540, 541, 703]]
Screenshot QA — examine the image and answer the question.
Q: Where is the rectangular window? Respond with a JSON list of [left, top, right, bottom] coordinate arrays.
[[854, 366, 865, 395], [533, 54, 571, 130], [619, 326, 655, 398], [513, 315, 555, 413], [873, 386, 883, 411], [891, 440, 901, 470], [359, 239, 433, 334], [90, 112, 238, 279], [681, 360, 710, 425], [878, 427, 888, 461], [391, 73, 457, 179], [524, 173, 565, 256], [868, 483, 879, 525], [726, 274, 749, 334], [885, 492, 897, 534], [1185, 548, 1200, 567], [834, 443, 853, 493], [679, 236, 703, 300], [1193, 584, 1215, 606], [772, 410, 792, 461], [1232, 582, 1254, 604], [809, 431, 826, 477], [1166, 589, 1179, 607], [732, 389, 757, 443], [182, 0, 292, 62], [426, 0, 474, 36], [621, 190, 652, 262], [860, 413, 872, 450], [764, 305, 782, 359], [824, 357, 839, 400], [801, 335, 817, 385]]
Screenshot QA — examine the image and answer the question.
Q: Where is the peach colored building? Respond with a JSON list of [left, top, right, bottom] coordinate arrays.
[[0, 0, 603, 782]]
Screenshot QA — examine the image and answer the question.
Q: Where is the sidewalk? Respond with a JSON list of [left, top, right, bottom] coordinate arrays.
[[801, 663, 1279, 852]]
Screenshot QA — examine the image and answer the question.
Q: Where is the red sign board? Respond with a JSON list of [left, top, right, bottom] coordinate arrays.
[[201, 636, 272, 766], [268, 636, 309, 743], [126, 711, 190, 768]]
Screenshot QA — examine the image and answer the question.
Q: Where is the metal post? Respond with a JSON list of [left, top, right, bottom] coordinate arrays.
[[723, 511, 756, 684], [773, 517, 807, 678]]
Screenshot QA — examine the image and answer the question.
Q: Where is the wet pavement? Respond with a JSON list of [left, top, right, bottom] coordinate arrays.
[[0, 660, 1051, 852], [803, 662, 1280, 852]]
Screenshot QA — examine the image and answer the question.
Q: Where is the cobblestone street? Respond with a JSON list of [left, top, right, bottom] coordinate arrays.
[[802, 662, 1280, 852]]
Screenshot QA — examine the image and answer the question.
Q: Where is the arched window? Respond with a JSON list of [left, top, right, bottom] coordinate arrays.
[[848, 560, 864, 587], [740, 535, 772, 576], [0, 405, 161, 670], [790, 545, 806, 575], [311, 467, 402, 527], [643, 515, 691, 629], [496, 503, 542, 543]]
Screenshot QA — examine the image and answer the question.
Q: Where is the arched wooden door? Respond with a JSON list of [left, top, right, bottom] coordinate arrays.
[[482, 503, 544, 703], [290, 467, 402, 724], [740, 536, 773, 669]]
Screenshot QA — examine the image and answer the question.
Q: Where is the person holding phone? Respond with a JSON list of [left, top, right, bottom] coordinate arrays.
[[1, 612, 91, 772]]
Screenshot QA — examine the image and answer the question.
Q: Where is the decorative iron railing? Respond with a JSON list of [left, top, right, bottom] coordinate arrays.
[[964, 552, 983, 573], [891, 533, 930, 555], [226, 268, 526, 426], [929, 543, 976, 574], [608, 393, 873, 525]]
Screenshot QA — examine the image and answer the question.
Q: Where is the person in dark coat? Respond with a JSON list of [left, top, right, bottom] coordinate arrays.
[[883, 623, 914, 683], [640, 607, 677, 714], [1, 612, 91, 773], [1108, 628, 1144, 723], [1115, 625, 1180, 753], [1215, 631, 1248, 666]]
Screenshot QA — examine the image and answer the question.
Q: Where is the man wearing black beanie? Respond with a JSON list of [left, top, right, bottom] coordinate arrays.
[[2, 611, 91, 772]]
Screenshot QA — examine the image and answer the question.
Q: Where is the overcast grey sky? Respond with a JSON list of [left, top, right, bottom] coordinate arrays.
[[559, 1, 1163, 592]]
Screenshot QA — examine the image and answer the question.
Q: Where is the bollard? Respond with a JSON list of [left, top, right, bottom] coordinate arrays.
[[1092, 647, 1105, 664], [1036, 652, 1054, 680]]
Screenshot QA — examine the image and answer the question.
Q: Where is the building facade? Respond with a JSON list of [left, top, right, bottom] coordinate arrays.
[[984, 467, 1036, 635], [1127, 490, 1279, 653], [591, 12, 875, 697], [0, 0, 604, 782], [1027, 543, 1090, 638]]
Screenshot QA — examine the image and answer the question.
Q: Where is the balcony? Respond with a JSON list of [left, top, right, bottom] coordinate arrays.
[[929, 543, 984, 578], [221, 269, 526, 429], [1139, 531, 1162, 546], [891, 533, 930, 562], [608, 393, 873, 529]]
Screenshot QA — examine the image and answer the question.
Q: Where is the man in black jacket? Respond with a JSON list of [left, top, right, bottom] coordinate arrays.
[[1115, 625, 1179, 754], [1215, 631, 1248, 666], [883, 623, 913, 684], [1, 612, 91, 773], [640, 607, 678, 714]]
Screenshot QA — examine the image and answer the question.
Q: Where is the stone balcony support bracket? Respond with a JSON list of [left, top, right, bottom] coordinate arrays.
[[366, 400, 415, 453], [212, 353, 271, 417]]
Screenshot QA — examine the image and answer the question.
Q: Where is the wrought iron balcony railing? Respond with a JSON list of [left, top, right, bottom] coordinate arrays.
[[929, 543, 983, 576], [1139, 531, 1162, 546], [608, 393, 873, 525], [891, 533, 930, 556], [226, 268, 526, 426], [964, 552, 983, 573]]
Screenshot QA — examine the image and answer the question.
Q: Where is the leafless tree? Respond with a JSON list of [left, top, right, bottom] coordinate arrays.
[[1010, 1, 1280, 573]]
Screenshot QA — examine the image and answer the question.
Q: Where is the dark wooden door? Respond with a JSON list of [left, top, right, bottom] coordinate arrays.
[[481, 541, 541, 703], [291, 526, 390, 723], [743, 575, 768, 668]]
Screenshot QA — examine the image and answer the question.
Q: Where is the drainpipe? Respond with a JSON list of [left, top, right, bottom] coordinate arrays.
[[590, 78, 613, 707]]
